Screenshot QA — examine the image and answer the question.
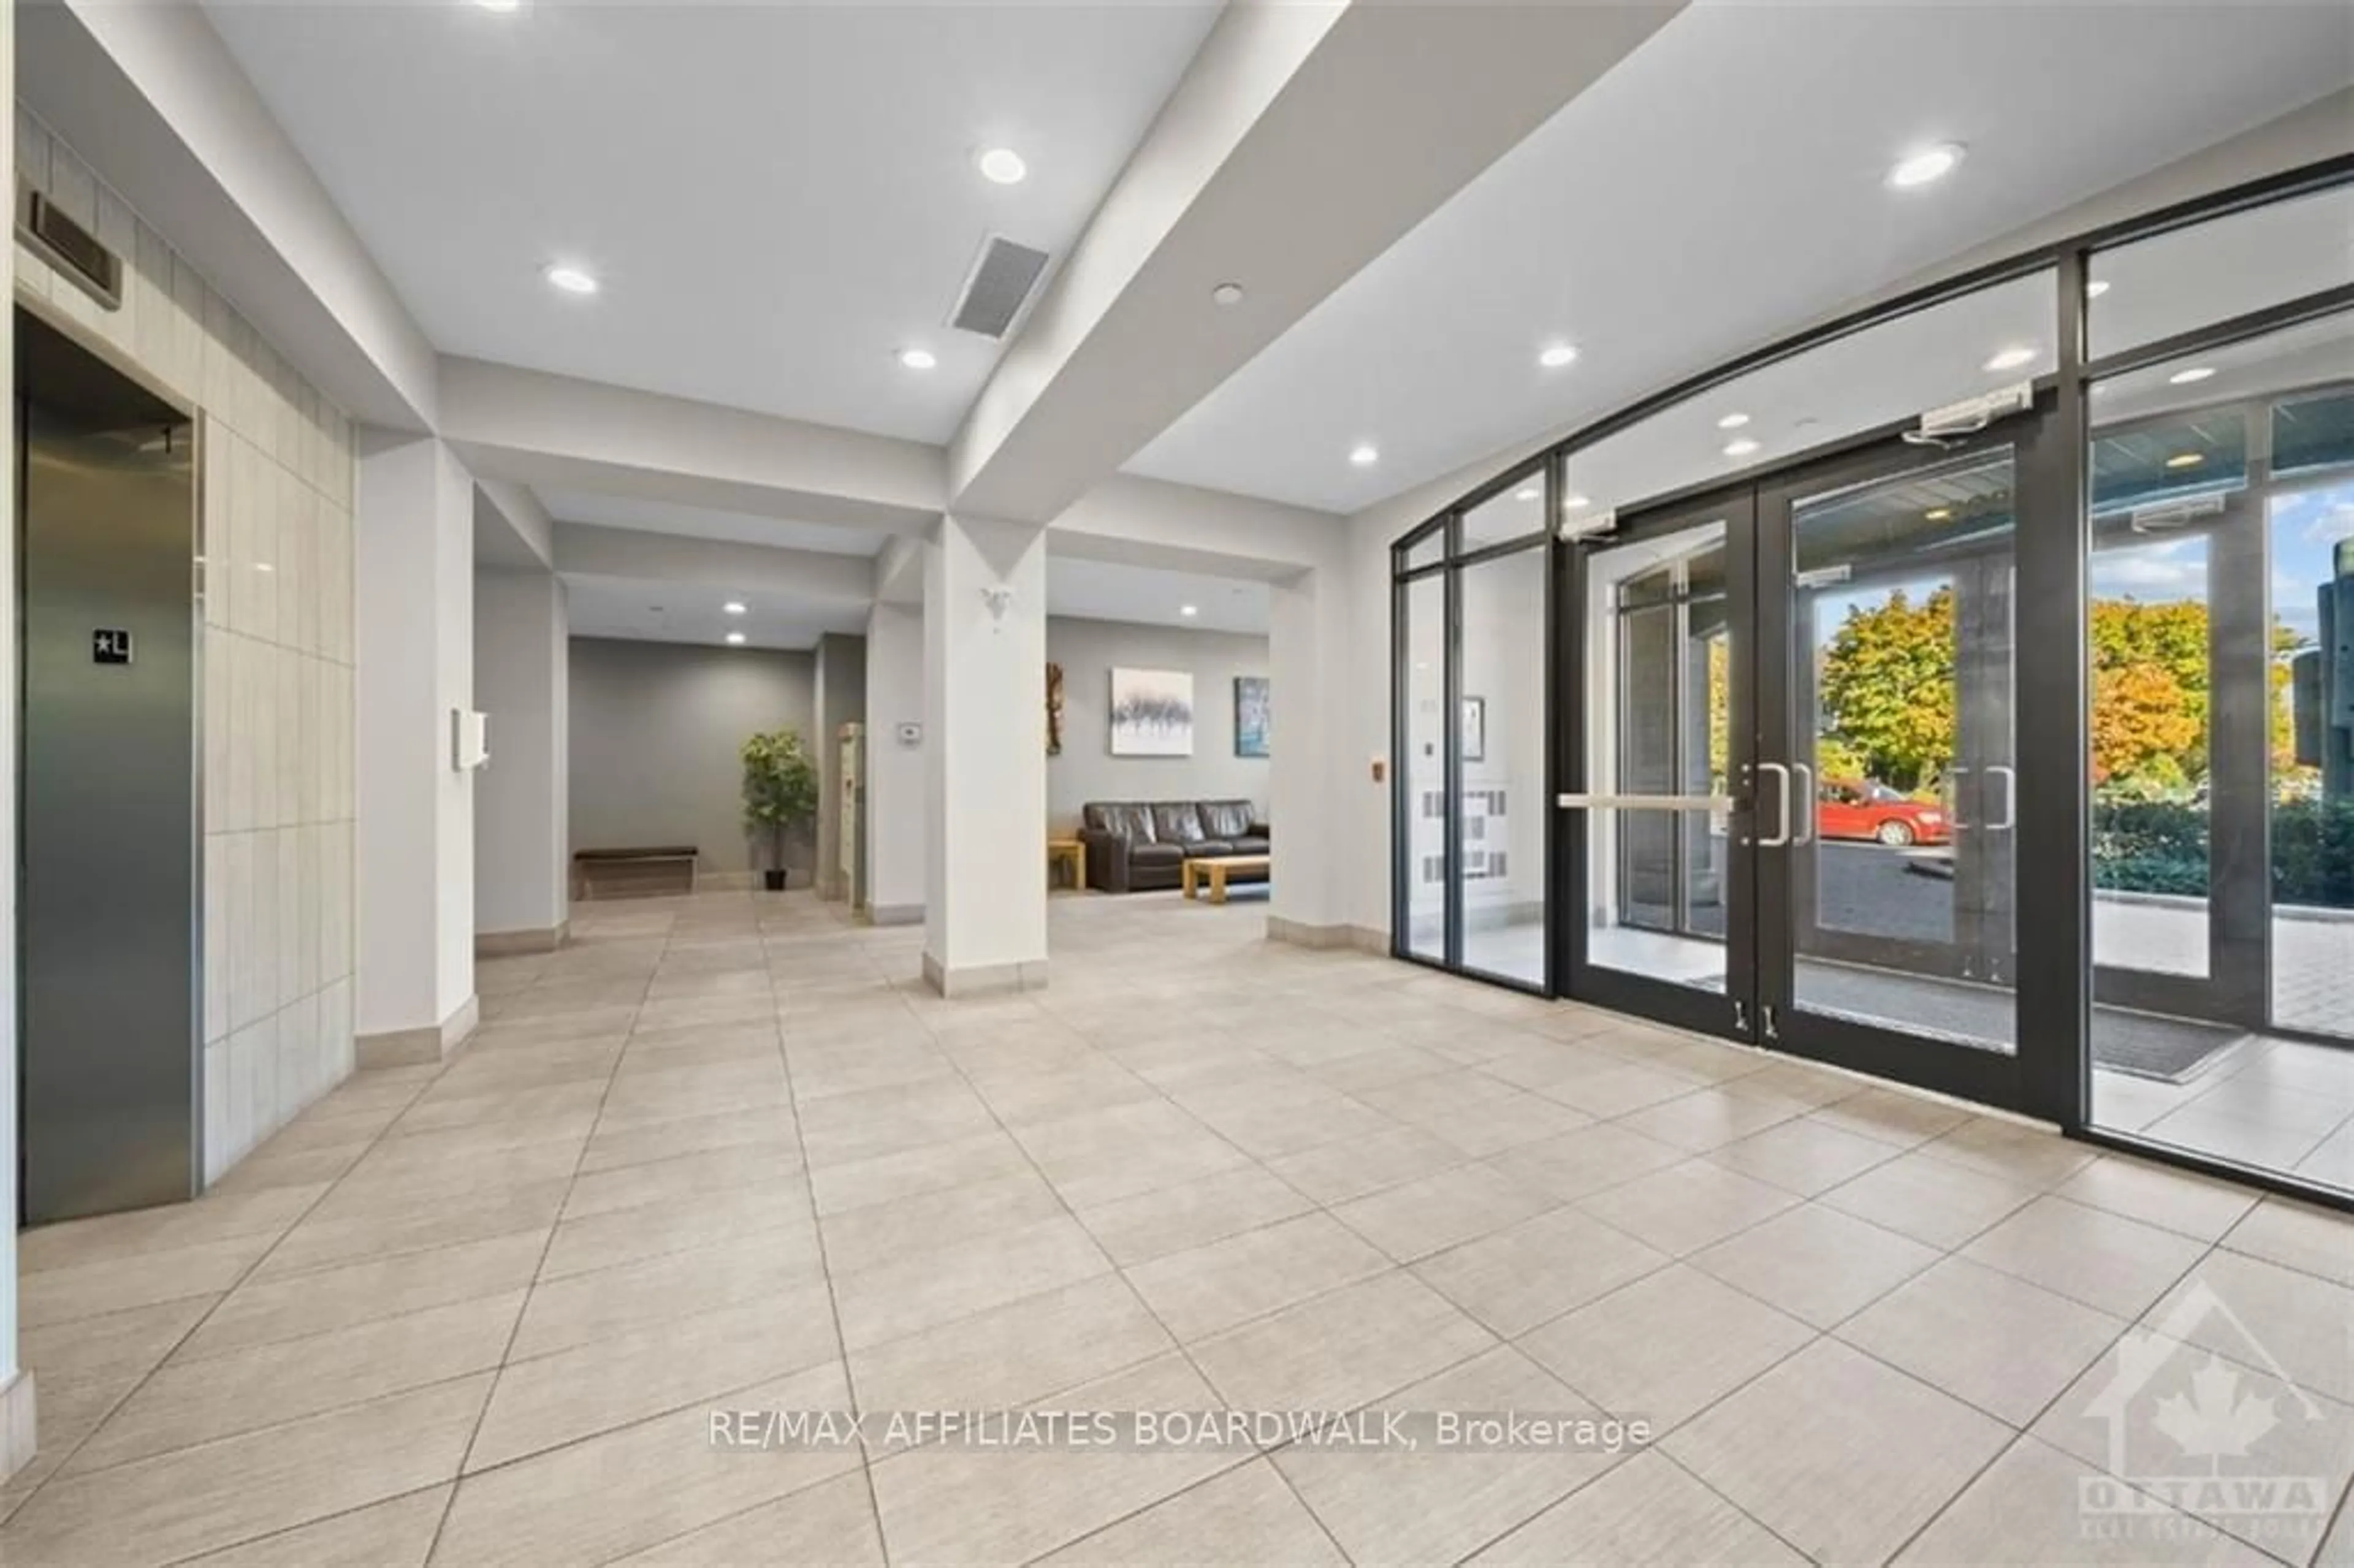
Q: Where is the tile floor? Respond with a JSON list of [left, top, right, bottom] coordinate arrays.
[[2, 889, 2350, 1566]]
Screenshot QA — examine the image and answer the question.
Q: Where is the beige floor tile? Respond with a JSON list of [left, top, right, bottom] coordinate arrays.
[[1705, 1116, 1903, 1197], [1415, 1205, 1669, 1338], [1332, 1162, 1556, 1262], [17, 1231, 277, 1331], [539, 1181, 813, 1281], [867, 1355, 1239, 1567], [1267, 1125, 1469, 1206], [395, 1079, 607, 1136], [470, 1288, 839, 1469], [1615, 1086, 1804, 1154], [806, 1128, 1033, 1217], [1837, 1255, 2128, 1425], [431, 1361, 859, 1568], [1189, 1271, 1496, 1414], [574, 1104, 804, 1177], [180, 1485, 452, 1567], [1418, 1090, 1596, 1159], [1818, 1147, 2041, 1250], [1127, 1212, 1390, 1342], [1192, 1092, 1401, 1162], [2222, 1196, 2354, 1288], [2150, 1249, 2354, 1406], [1536, 1062, 1705, 1119], [1276, 1345, 1628, 1567], [1016, 1100, 1257, 1210], [67, 1290, 524, 1475], [560, 1142, 806, 1222], [2054, 1154, 2264, 1243], [1897, 1434, 2277, 1567], [253, 1180, 565, 1282], [21, 1296, 215, 1393], [818, 1169, 1065, 1277], [1037, 1460, 1343, 1567], [17, 1186, 323, 1276], [831, 1215, 1112, 1352], [0, 1374, 490, 1566], [1663, 1338, 2011, 1566], [851, 1273, 1171, 1417], [1076, 1165, 1314, 1267], [1468, 1450, 1806, 1566], [1517, 1263, 1814, 1429], [1920, 1114, 2101, 1187], [611, 1470, 882, 1566], [511, 1227, 824, 1360], [1690, 1201, 1941, 1328], [0, 1374, 138, 1523], [794, 1076, 999, 1169], [1576, 1160, 1799, 1257], [180, 1231, 547, 1361], [1485, 1121, 1689, 1204], [1805, 1085, 1973, 1148], [1962, 1194, 2213, 1320]]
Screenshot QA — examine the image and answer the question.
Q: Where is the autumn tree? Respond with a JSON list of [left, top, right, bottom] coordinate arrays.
[[1817, 587, 1956, 792]]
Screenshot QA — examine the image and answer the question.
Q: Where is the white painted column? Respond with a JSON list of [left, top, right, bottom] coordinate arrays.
[[355, 432, 476, 1062], [813, 632, 866, 902], [0, 0, 31, 1478], [865, 601, 925, 926], [473, 566, 568, 950], [923, 514, 1048, 995], [1268, 553, 1357, 946]]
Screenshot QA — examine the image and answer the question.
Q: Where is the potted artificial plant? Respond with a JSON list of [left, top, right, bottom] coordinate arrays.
[[741, 726, 820, 891]]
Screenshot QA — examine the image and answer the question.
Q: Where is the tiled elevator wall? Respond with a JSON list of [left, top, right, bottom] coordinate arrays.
[[14, 108, 359, 1184]]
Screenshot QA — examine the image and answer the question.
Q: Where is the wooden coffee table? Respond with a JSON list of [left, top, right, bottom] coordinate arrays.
[[1181, 853, 1270, 904], [1047, 837, 1086, 891]]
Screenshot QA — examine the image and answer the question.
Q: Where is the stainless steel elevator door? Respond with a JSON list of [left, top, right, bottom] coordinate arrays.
[[18, 320, 199, 1224]]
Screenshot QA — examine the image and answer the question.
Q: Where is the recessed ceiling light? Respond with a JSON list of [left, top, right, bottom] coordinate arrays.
[[1349, 443, 1379, 466], [898, 348, 937, 371], [2086, 280, 2112, 299], [1983, 344, 2037, 372], [1925, 508, 1953, 522], [475, 0, 522, 10], [1179, 604, 1199, 618], [543, 264, 598, 295], [2165, 452, 2205, 470], [1561, 493, 1592, 511], [1211, 283, 1244, 306], [2168, 366, 2217, 386], [976, 148, 1027, 185], [1537, 343, 1579, 370], [1723, 438, 1761, 459], [1717, 412, 1750, 430], [722, 601, 747, 616], [1887, 143, 1965, 189], [725, 631, 747, 645], [1514, 486, 1540, 502]]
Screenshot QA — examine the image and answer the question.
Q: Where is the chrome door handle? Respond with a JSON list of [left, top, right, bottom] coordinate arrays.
[[1791, 763, 1814, 846], [1756, 762, 1791, 848], [1988, 765, 2016, 831]]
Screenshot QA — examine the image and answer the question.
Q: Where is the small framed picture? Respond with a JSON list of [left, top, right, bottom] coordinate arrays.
[[1460, 696, 1486, 763]]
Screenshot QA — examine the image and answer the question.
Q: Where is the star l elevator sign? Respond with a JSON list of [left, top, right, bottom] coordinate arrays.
[[92, 629, 133, 665]]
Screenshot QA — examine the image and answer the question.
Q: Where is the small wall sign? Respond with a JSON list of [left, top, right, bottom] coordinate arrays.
[[92, 629, 133, 665]]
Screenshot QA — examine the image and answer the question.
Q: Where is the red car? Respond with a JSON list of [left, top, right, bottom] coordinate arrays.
[[1818, 778, 1949, 847]]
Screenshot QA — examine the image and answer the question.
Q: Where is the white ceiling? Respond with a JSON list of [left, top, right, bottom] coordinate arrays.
[[205, 0, 1223, 444], [562, 573, 870, 652], [1045, 556, 1270, 635], [1126, 2, 2354, 513], [536, 490, 888, 556]]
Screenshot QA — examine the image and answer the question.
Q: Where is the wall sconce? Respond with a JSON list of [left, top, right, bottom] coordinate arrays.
[[979, 584, 1015, 624]]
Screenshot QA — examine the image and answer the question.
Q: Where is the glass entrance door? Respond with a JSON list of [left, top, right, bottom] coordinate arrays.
[[1562, 426, 2040, 1109]]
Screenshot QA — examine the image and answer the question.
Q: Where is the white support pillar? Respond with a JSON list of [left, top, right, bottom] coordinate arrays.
[[1268, 554, 1357, 948], [923, 514, 1048, 995], [813, 631, 866, 902], [473, 566, 568, 953], [865, 601, 924, 926], [355, 432, 476, 1064]]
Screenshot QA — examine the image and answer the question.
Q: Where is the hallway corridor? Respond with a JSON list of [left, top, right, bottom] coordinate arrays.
[[3, 892, 2349, 1566]]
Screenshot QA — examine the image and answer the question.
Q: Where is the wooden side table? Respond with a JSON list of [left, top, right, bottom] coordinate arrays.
[[1047, 837, 1086, 891]]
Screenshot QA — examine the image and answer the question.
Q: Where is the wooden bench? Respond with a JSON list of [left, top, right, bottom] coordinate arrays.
[[573, 846, 698, 900]]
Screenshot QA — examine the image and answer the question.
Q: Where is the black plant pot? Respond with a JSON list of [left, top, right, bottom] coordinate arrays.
[[763, 869, 788, 892]]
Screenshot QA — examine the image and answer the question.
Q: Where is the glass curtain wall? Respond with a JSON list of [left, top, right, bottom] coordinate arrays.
[[1391, 475, 1550, 989]]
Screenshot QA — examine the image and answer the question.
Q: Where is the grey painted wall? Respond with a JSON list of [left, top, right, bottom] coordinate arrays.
[[1046, 617, 1270, 835], [568, 636, 818, 884]]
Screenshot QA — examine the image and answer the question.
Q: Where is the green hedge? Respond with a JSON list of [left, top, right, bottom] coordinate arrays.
[[2092, 797, 2354, 908]]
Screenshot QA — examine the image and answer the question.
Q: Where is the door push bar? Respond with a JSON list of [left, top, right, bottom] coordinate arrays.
[[1553, 792, 1735, 812]]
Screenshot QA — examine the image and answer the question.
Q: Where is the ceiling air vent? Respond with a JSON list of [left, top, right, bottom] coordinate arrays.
[[949, 235, 1049, 339], [17, 184, 121, 311]]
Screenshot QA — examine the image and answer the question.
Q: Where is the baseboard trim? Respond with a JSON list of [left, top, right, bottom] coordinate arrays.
[[357, 995, 479, 1070], [0, 1370, 36, 1484], [921, 952, 1049, 999], [866, 902, 923, 927], [476, 923, 568, 957]]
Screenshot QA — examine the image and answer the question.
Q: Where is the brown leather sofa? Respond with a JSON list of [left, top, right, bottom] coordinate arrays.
[[1079, 799, 1268, 894]]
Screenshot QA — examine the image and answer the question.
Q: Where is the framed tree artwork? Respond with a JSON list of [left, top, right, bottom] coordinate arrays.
[[1234, 676, 1270, 758]]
